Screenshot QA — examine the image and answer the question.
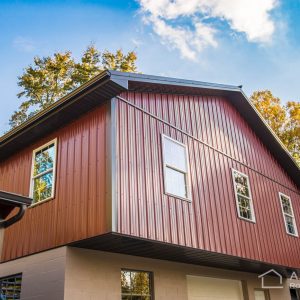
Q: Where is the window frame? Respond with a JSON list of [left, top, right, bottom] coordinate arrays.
[[121, 268, 154, 299], [161, 134, 191, 202], [29, 138, 57, 207], [279, 192, 298, 237], [0, 273, 22, 300], [231, 168, 256, 223]]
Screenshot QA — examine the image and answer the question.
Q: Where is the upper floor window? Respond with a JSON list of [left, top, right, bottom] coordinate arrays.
[[0, 274, 22, 300], [232, 169, 255, 222], [30, 139, 57, 205], [121, 269, 153, 299], [279, 193, 298, 237], [162, 134, 190, 200]]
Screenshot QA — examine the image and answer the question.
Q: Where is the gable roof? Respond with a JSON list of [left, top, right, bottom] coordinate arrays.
[[0, 70, 299, 188]]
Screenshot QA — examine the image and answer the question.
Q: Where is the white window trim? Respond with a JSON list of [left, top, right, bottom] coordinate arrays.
[[161, 134, 191, 202], [231, 168, 256, 223], [29, 138, 57, 207], [279, 192, 298, 237]]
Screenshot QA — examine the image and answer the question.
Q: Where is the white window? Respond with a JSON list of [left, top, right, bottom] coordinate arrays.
[[162, 135, 190, 200], [279, 193, 298, 237], [30, 139, 57, 204], [232, 169, 255, 222]]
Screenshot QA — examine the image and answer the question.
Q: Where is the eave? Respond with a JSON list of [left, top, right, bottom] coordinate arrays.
[[0, 70, 127, 161], [70, 233, 299, 278]]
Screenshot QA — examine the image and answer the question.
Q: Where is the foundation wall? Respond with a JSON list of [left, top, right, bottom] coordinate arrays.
[[65, 247, 292, 300], [0, 247, 66, 300], [0, 246, 294, 300]]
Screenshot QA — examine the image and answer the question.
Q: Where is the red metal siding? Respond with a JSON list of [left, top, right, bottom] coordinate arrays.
[[0, 104, 109, 262], [116, 91, 300, 268]]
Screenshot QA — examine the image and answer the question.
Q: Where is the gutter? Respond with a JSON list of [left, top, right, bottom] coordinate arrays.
[[0, 191, 32, 228]]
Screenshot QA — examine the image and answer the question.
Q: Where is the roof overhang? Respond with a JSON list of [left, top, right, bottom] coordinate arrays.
[[70, 233, 299, 278], [0, 71, 127, 161], [0, 191, 32, 228], [0, 70, 299, 188]]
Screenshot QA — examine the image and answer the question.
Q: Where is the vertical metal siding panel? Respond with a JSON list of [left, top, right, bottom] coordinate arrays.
[[87, 116, 97, 236], [205, 101, 227, 253], [219, 100, 235, 159], [254, 169, 276, 262], [160, 95, 172, 243], [189, 140, 202, 249], [135, 107, 146, 239], [194, 142, 210, 250], [149, 95, 160, 240], [128, 103, 138, 236], [143, 107, 156, 240], [1, 106, 109, 262], [120, 101, 130, 235], [222, 102, 240, 161], [249, 170, 265, 261]]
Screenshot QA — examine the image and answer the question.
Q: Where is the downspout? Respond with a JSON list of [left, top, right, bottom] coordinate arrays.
[[0, 204, 28, 260], [0, 204, 27, 228]]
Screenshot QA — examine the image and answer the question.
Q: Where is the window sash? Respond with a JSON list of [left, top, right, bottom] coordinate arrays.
[[32, 168, 53, 180], [232, 169, 255, 222], [279, 193, 298, 236], [162, 135, 190, 200], [30, 139, 57, 204]]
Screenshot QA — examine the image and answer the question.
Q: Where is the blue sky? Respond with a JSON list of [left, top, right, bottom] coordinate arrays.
[[0, 0, 300, 133]]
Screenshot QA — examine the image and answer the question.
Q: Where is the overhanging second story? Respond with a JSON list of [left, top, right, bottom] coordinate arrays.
[[0, 71, 299, 276]]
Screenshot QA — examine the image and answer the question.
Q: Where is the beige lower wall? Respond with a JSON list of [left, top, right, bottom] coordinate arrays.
[[0, 246, 294, 300], [0, 247, 67, 300], [64, 247, 292, 300]]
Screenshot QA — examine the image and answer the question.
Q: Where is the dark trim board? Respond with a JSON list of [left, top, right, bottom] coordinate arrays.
[[70, 232, 298, 278]]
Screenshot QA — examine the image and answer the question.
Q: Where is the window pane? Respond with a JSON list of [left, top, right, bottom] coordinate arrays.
[[238, 195, 252, 220], [121, 271, 152, 299], [281, 197, 292, 215], [165, 167, 187, 198], [131, 272, 150, 295], [164, 138, 187, 172], [285, 215, 296, 235], [235, 182, 250, 197], [121, 271, 132, 294], [34, 144, 55, 176], [233, 172, 248, 188], [33, 172, 53, 202]]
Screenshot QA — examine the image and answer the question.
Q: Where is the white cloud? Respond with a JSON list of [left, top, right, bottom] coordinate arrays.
[[13, 37, 36, 53], [138, 0, 278, 60]]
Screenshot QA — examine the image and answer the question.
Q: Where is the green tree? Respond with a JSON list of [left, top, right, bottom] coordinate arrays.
[[250, 90, 300, 166], [9, 45, 138, 128]]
